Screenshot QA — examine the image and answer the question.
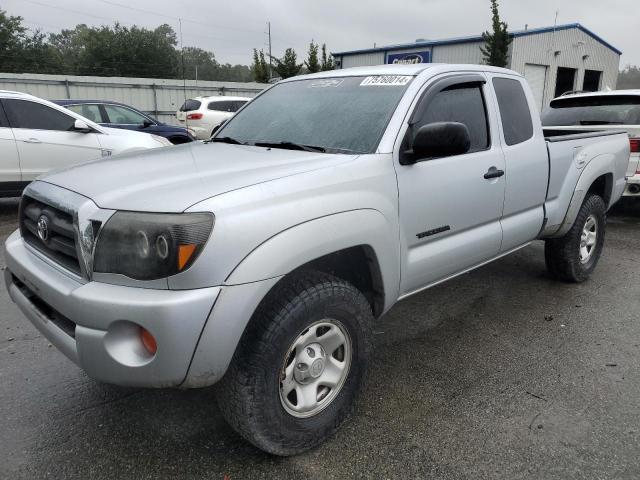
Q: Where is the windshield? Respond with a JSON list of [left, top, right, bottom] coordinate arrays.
[[216, 75, 413, 154], [542, 95, 640, 126]]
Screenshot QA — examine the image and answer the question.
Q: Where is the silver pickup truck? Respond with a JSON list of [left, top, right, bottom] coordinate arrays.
[[4, 64, 630, 455]]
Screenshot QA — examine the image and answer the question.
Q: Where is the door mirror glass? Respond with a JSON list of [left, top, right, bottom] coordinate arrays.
[[409, 122, 471, 161], [73, 119, 92, 133]]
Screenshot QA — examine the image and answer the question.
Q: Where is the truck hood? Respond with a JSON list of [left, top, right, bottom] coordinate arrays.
[[41, 142, 356, 212]]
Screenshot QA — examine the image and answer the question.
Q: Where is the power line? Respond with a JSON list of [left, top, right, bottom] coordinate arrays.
[[20, 0, 123, 24], [92, 0, 270, 37]]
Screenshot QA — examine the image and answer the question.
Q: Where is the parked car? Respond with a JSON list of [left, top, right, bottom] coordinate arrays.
[[55, 99, 195, 145], [176, 96, 250, 139], [4, 65, 629, 455], [542, 90, 640, 196], [0, 91, 172, 197]]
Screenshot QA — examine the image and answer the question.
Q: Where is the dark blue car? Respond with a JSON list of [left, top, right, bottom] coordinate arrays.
[[54, 100, 195, 144]]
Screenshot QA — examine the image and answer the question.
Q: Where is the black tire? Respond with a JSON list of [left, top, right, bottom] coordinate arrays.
[[544, 194, 606, 282], [216, 271, 373, 456]]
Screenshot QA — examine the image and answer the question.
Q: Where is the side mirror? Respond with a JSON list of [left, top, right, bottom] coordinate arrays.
[[142, 119, 154, 128], [403, 122, 471, 164], [73, 119, 92, 133]]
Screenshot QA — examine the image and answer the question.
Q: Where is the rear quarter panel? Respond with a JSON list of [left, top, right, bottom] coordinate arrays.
[[542, 132, 629, 237]]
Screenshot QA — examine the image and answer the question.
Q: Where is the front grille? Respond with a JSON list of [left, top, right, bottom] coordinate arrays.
[[20, 195, 82, 275]]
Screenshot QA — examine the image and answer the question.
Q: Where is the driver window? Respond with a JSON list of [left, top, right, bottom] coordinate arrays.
[[413, 83, 490, 153]]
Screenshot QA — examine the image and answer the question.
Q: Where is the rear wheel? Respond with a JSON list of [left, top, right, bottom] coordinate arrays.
[[545, 194, 606, 282], [216, 271, 373, 456]]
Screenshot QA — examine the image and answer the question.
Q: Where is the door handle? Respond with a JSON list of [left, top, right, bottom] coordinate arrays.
[[484, 166, 504, 179], [23, 138, 42, 144]]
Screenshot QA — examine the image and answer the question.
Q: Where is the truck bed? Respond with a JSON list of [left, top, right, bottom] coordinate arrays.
[[541, 129, 630, 237]]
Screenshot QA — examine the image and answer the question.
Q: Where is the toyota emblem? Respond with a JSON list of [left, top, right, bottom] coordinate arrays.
[[37, 215, 50, 243]]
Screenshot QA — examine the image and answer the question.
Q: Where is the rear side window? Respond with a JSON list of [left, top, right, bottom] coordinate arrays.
[[417, 83, 490, 153], [180, 99, 201, 112], [208, 100, 239, 112], [492, 77, 534, 146], [3, 99, 76, 131]]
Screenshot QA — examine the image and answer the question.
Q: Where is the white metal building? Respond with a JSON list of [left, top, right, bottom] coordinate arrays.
[[0, 73, 265, 124], [332, 24, 621, 110]]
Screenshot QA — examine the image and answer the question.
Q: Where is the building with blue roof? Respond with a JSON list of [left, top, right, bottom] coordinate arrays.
[[332, 23, 621, 109]]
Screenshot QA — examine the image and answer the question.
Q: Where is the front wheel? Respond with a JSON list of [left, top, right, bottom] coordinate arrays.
[[216, 271, 373, 456], [545, 194, 607, 282]]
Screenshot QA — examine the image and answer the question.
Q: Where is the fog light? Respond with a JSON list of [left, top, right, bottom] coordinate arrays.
[[141, 328, 157, 355]]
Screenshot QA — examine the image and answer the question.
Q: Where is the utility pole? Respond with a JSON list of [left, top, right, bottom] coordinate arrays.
[[267, 21, 272, 80], [179, 18, 188, 128]]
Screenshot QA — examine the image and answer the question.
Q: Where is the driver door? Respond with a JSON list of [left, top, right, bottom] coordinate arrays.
[[395, 74, 506, 295]]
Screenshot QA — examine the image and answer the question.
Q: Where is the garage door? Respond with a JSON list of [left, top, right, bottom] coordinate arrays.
[[523, 64, 547, 112]]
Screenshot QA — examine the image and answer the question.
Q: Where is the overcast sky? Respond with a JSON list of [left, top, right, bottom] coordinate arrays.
[[3, 0, 638, 68]]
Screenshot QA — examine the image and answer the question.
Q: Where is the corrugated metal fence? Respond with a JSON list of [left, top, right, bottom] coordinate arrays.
[[0, 73, 267, 124]]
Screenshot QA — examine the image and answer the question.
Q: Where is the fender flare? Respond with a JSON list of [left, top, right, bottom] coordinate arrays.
[[183, 209, 400, 387], [554, 154, 615, 237], [225, 208, 400, 309]]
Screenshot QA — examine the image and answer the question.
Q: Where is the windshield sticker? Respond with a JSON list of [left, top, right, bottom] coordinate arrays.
[[360, 75, 412, 86], [309, 79, 344, 88]]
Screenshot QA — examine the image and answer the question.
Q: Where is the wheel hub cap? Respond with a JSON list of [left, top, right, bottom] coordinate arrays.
[[293, 343, 326, 383], [279, 320, 352, 418], [580, 214, 598, 264]]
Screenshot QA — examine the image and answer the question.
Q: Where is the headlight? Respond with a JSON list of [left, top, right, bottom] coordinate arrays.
[[93, 212, 214, 280], [150, 134, 173, 147]]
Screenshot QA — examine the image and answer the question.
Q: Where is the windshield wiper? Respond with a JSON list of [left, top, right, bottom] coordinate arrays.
[[579, 120, 624, 125], [209, 136, 245, 145], [253, 141, 326, 153]]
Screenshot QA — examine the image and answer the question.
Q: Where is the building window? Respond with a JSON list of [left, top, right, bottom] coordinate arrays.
[[554, 67, 577, 98], [583, 70, 602, 92]]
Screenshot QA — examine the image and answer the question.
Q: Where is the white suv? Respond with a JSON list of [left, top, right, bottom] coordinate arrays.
[[0, 90, 172, 197], [542, 90, 640, 196], [176, 96, 250, 140]]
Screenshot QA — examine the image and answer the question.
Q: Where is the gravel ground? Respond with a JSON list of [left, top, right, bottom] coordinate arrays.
[[1, 196, 639, 479]]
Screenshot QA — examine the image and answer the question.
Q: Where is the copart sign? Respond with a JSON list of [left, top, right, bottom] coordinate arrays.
[[386, 50, 431, 65]]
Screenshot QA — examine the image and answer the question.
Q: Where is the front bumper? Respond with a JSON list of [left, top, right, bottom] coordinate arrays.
[[4, 230, 220, 387]]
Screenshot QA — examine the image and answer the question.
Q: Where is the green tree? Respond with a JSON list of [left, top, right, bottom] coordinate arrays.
[[182, 46, 218, 80], [305, 41, 320, 73], [618, 65, 640, 89], [320, 43, 334, 71], [0, 10, 61, 73], [251, 48, 270, 82], [480, 0, 512, 68], [49, 23, 179, 78], [215, 63, 252, 82], [0, 9, 25, 58], [271, 48, 302, 79]]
